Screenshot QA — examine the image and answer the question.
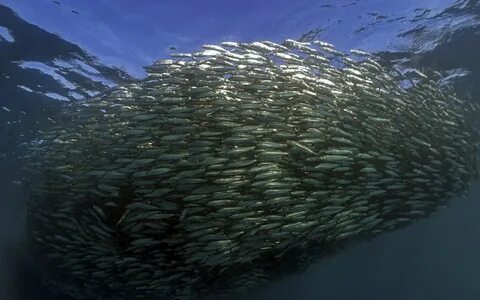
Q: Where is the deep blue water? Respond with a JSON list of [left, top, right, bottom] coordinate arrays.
[[1, 1, 479, 299]]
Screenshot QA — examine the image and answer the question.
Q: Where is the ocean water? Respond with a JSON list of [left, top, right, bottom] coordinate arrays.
[[0, 1, 479, 299]]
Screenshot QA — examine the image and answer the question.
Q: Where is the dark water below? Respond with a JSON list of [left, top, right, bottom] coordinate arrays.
[[1, 1, 480, 299]]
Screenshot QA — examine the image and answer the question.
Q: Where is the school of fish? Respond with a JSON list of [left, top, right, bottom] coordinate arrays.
[[22, 39, 480, 300]]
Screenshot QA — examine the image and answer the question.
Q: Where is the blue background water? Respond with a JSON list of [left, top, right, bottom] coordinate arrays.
[[0, 1, 479, 299]]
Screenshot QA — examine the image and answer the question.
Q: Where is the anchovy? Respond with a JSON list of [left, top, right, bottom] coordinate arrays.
[[22, 38, 480, 300]]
